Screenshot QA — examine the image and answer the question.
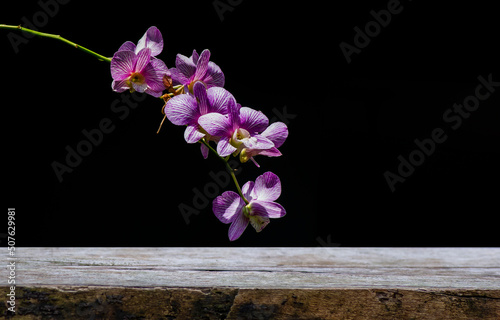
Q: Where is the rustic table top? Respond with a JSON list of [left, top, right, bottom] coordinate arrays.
[[3, 247, 500, 319], [8, 247, 500, 289]]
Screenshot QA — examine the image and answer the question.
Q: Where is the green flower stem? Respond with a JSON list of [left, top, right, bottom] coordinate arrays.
[[201, 139, 249, 204], [0, 24, 111, 63]]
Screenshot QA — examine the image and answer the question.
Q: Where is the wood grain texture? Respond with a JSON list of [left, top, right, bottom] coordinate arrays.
[[1, 248, 499, 319]]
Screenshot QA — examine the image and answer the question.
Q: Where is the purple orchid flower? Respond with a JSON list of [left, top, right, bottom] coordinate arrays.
[[111, 48, 167, 97], [164, 81, 234, 157], [169, 49, 225, 93], [239, 122, 288, 167], [111, 26, 167, 97], [213, 171, 286, 241], [198, 100, 275, 158]]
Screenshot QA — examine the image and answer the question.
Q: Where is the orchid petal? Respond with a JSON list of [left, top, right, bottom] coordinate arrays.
[[169, 67, 190, 86], [175, 53, 196, 78], [193, 81, 209, 115], [164, 94, 199, 126], [198, 113, 231, 137], [111, 79, 129, 92], [201, 143, 209, 159], [204, 61, 225, 88], [145, 76, 166, 93], [228, 212, 249, 241], [194, 49, 210, 81], [213, 191, 244, 224], [251, 171, 282, 202], [207, 87, 233, 114], [191, 49, 199, 65], [118, 41, 136, 53], [136, 26, 163, 56], [217, 137, 237, 157], [258, 147, 282, 157], [227, 98, 240, 130], [184, 125, 205, 144], [242, 134, 274, 150], [134, 48, 152, 73], [262, 122, 288, 148], [241, 181, 255, 202], [131, 80, 148, 93], [110, 50, 135, 80], [251, 200, 286, 218], [248, 214, 270, 233], [144, 88, 164, 98], [141, 63, 165, 93], [149, 57, 168, 74], [239, 107, 269, 134]]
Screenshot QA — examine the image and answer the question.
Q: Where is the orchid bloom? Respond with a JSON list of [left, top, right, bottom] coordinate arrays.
[[169, 49, 225, 93], [110, 26, 167, 97], [164, 81, 234, 157], [213, 171, 286, 241], [198, 99, 275, 158], [239, 122, 288, 166]]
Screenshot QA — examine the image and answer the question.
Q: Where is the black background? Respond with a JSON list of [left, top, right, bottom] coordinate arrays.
[[3, 1, 499, 246]]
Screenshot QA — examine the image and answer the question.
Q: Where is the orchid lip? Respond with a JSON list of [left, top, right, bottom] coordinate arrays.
[[231, 128, 250, 145], [129, 72, 145, 84]]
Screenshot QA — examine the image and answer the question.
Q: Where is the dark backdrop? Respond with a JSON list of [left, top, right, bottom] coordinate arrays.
[[4, 1, 499, 246]]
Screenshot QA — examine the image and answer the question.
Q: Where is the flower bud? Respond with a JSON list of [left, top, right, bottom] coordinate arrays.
[[240, 148, 250, 163]]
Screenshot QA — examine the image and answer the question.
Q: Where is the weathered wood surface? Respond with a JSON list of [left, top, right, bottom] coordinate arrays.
[[1, 247, 499, 319]]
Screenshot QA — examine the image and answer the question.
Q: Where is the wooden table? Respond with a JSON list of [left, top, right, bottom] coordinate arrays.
[[1, 247, 499, 319]]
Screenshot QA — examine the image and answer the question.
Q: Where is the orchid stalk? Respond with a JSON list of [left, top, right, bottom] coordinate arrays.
[[201, 138, 249, 205], [0, 24, 111, 62], [2, 23, 289, 241]]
